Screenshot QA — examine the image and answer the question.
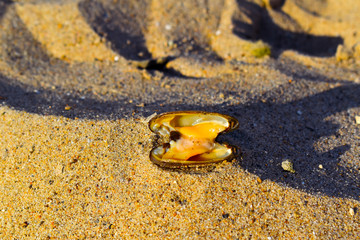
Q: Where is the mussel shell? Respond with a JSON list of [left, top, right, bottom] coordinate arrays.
[[150, 144, 239, 168], [149, 111, 239, 134], [148, 111, 239, 168]]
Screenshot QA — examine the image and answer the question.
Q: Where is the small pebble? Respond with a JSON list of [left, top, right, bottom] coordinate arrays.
[[167, 40, 174, 47], [165, 24, 172, 30], [355, 116, 360, 125], [349, 208, 355, 216], [282, 159, 295, 173]]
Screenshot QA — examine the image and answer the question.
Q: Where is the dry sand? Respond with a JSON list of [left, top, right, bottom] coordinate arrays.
[[0, 0, 359, 239]]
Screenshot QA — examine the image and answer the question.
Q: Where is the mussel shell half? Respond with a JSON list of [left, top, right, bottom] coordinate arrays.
[[148, 111, 239, 168], [149, 111, 239, 135], [149, 143, 238, 168]]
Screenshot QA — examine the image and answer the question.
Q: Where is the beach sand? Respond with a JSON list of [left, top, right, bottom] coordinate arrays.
[[0, 0, 359, 238]]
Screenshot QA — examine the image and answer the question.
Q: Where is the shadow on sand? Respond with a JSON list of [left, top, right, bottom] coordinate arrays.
[[233, 0, 343, 57], [1, 71, 359, 200]]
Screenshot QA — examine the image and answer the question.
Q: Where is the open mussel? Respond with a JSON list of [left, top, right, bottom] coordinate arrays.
[[148, 111, 239, 168]]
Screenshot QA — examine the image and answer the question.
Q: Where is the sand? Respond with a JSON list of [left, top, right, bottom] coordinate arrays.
[[0, 0, 359, 239]]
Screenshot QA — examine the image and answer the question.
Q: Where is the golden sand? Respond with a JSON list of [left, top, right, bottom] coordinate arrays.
[[0, 0, 359, 238]]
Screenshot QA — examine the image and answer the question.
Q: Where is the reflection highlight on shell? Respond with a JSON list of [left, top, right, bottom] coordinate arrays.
[[148, 111, 239, 168]]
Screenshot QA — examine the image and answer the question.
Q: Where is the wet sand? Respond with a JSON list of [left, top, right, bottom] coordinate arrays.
[[0, 0, 359, 239]]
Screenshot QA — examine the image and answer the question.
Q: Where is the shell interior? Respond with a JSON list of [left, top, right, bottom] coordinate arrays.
[[149, 112, 239, 167]]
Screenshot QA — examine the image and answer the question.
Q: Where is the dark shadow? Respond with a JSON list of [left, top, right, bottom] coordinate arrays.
[[157, 67, 204, 80], [135, 56, 178, 71], [134, 56, 204, 79], [233, 0, 343, 57], [78, 0, 152, 61]]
